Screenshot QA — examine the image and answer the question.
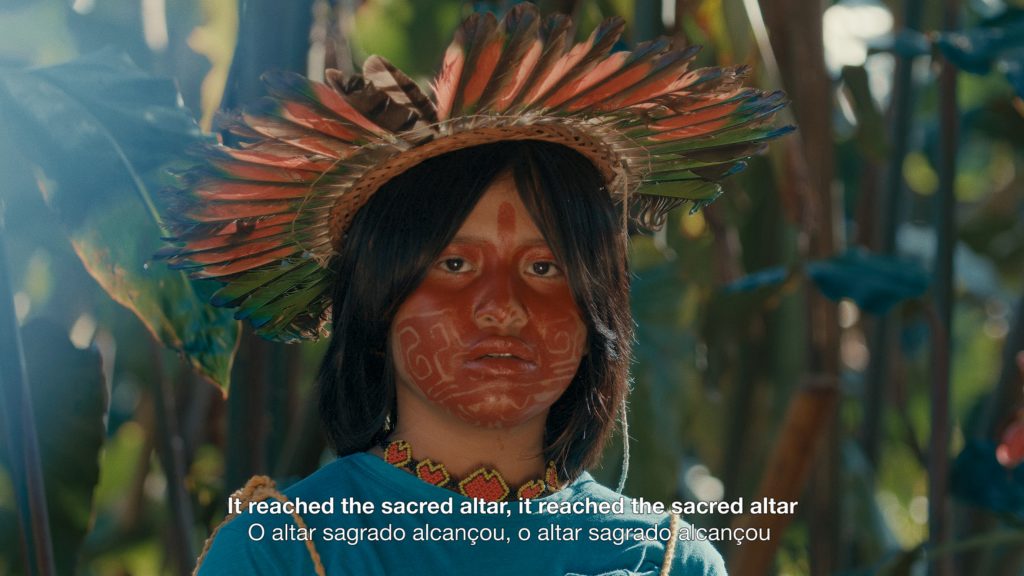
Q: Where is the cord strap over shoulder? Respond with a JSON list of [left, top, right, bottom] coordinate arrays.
[[659, 513, 680, 576], [193, 475, 326, 576]]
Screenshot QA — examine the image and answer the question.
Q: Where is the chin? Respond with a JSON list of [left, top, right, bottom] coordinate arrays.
[[449, 388, 564, 428]]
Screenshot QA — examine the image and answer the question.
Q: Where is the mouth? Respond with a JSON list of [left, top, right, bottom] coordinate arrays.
[[478, 352, 525, 360], [464, 356, 537, 376], [468, 338, 536, 363], [466, 338, 537, 374]]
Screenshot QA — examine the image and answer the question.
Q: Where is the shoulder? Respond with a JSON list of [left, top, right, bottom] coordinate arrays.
[[660, 514, 729, 576], [195, 457, 374, 575], [564, 475, 728, 576], [196, 452, 415, 573], [280, 451, 420, 503], [195, 510, 317, 575], [278, 453, 365, 498]]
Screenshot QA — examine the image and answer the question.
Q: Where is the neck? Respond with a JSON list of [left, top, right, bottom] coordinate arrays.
[[383, 393, 549, 486]]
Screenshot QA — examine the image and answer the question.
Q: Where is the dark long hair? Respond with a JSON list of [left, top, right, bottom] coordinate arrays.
[[317, 140, 632, 480]]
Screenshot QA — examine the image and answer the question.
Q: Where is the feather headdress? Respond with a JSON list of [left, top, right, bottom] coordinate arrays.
[[161, 4, 793, 342]]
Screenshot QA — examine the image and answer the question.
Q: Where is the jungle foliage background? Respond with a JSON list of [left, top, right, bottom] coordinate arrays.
[[1, 0, 1023, 574]]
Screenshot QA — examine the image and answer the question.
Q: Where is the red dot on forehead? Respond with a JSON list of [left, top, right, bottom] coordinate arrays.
[[497, 201, 516, 244]]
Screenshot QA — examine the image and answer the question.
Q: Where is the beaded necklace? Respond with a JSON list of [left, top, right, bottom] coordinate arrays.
[[381, 439, 560, 502]]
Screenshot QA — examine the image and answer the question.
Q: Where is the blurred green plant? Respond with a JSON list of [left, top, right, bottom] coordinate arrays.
[[723, 250, 931, 315], [0, 50, 240, 390], [879, 8, 1024, 99], [0, 320, 107, 575]]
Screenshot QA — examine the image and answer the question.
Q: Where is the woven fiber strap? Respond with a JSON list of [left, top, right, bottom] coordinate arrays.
[[193, 475, 326, 576], [660, 513, 680, 576]]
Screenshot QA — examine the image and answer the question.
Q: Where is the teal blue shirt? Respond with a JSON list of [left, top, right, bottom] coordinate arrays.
[[197, 453, 727, 575]]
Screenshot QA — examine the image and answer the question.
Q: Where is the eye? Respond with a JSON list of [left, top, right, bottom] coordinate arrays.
[[529, 261, 562, 277], [438, 257, 469, 273]]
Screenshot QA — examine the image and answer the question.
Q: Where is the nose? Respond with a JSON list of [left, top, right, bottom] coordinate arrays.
[[473, 272, 527, 332]]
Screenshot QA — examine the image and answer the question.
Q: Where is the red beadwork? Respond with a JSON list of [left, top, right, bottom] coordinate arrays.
[[516, 480, 545, 499], [416, 459, 451, 486], [545, 462, 559, 488], [459, 469, 510, 502], [384, 440, 413, 466], [381, 440, 557, 502]]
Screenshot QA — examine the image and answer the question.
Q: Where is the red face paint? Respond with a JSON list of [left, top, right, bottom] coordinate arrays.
[[390, 173, 587, 428]]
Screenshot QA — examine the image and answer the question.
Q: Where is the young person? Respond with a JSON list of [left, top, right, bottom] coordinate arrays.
[[166, 4, 788, 574]]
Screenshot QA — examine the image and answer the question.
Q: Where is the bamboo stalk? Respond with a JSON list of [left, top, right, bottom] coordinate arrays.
[[729, 379, 839, 575], [0, 220, 56, 575], [274, 388, 327, 480], [924, 303, 952, 576], [881, 0, 923, 253], [226, 331, 269, 492], [929, 0, 960, 568], [759, 0, 841, 573], [150, 342, 196, 574], [863, 0, 925, 468], [736, 0, 840, 572]]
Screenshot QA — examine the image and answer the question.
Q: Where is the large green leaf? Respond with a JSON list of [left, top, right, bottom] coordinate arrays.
[[877, 9, 1024, 98], [805, 250, 930, 315], [934, 9, 1024, 97], [724, 250, 930, 315], [0, 51, 240, 389], [0, 320, 108, 575], [883, 9, 1024, 98]]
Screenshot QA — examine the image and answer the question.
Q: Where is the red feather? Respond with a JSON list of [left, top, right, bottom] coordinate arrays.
[[172, 214, 294, 239], [524, 17, 625, 107], [505, 13, 572, 110], [650, 91, 751, 127], [459, 26, 503, 112], [174, 223, 292, 253], [433, 14, 479, 120], [648, 118, 735, 140], [477, 4, 542, 111], [263, 72, 385, 137], [184, 200, 296, 222], [180, 239, 297, 265], [651, 101, 745, 131], [217, 147, 335, 173], [557, 38, 673, 110], [180, 228, 330, 265], [191, 246, 301, 279], [306, 80, 386, 136], [191, 180, 313, 202], [584, 46, 703, 112], [493, 39, 542, 112], [278, 101, 361, 142], [449, 12, 500, 115], [240, 114, 354, 158], [544, 51, 631, 109], [208, 157, 323, 183]]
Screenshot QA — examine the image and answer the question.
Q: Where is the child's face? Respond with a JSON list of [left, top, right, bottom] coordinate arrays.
[[389, 171, 587, 428]]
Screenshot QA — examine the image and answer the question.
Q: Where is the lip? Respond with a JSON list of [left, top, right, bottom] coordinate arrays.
[[467, 336, 536, 362], [463, 357, 537, 376]]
